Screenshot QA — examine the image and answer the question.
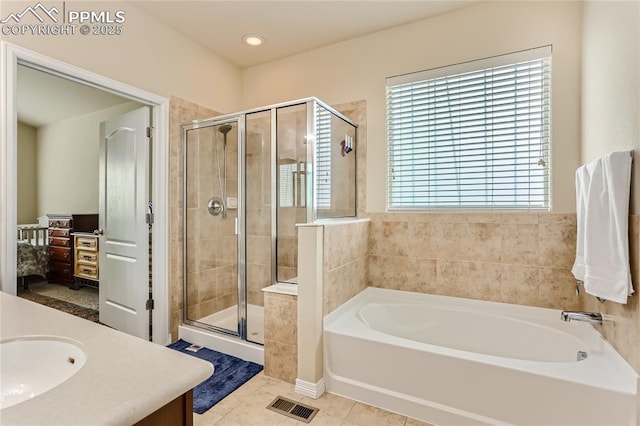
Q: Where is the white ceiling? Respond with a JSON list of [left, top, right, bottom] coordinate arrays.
[[132, 1, 477, 68], [17, 1, 476, 127], [17, 65, 131, 128]]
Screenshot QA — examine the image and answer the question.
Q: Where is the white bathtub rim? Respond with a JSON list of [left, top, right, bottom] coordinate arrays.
[[356, 302, 591, 362], [325, 287, 638, 396]]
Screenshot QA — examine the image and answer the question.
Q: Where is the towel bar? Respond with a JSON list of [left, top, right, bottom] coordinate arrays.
[[575, 280, 606, 303]]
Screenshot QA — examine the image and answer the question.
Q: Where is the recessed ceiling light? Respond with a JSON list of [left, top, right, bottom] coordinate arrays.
[[242, 34, 265, 47]]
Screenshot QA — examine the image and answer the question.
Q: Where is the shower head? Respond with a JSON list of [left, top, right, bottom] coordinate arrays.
[[219, 124, 232, 136]]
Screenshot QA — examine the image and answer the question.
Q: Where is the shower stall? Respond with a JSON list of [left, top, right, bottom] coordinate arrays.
[[182, 98, 357, 348]]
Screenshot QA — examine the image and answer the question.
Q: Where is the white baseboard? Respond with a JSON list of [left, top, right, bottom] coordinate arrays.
[[295, 378, 326, 399]]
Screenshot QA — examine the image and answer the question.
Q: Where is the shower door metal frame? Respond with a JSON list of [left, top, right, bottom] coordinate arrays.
[[182, 97, 358, 342], [182, 116, 247, 339]]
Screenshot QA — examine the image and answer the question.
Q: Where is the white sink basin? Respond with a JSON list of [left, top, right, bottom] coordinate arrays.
[[1, 337, 86, 409]]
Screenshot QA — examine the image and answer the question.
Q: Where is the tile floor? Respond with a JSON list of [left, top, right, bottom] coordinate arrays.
[[194, 373, 434, 426]]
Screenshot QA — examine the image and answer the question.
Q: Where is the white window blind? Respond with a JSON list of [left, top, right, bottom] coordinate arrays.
[[279, 163, 295, 207], [316, 107, 332, 209], [386, 46, 551, 210]]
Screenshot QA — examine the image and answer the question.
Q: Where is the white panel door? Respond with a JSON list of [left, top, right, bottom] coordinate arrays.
[[98, 106, 150, 339]]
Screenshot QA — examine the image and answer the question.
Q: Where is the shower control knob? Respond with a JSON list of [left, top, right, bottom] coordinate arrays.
[[207, 197, 225, 216]]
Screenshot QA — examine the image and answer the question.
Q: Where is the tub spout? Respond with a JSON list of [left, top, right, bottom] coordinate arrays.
[[560, 311, 603, 325]]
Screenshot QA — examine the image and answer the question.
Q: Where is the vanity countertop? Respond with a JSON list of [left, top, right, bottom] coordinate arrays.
[[0, 292, 213, 425]]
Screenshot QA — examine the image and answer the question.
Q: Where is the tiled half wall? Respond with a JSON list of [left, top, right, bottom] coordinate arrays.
[[366, 212, 581, 312], [264, 292, 298, 383]]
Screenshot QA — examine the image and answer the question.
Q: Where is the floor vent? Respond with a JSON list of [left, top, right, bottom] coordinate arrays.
[[267, 396, 319, 423]]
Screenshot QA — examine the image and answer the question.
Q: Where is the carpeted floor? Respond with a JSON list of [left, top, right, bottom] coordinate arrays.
[[26, 279, 99, 310], [18, 288, 100, 323], [167, 339, 263, 414]]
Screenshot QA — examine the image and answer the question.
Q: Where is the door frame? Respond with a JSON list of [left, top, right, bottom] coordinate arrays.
[[1, 42, 171, 345]]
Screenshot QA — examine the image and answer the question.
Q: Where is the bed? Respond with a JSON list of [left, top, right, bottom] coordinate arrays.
[[17, 224, 49, 287]]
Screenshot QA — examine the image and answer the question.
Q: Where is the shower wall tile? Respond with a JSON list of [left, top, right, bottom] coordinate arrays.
[[366, 212, 581, 313], [264, 292, 298, 383], [335, 100, 367, 218], [538, 219, 577, 269], [538, 268, 580, 310], [324, 257, 368, 315], [368, 255, 410, 291], [407, 221, 438, 259], [501, 224, 539, 265], [499, 264, 540, 306], [277, 237, 298, 268], [403, 258, 438, 294], [323, 220, 370, 315], [264, 293, 298, 347], [467, 223, 503, 263], [580, 215, 640, 374], [435, 222, 469, 260], [248, 236, 272, 266]]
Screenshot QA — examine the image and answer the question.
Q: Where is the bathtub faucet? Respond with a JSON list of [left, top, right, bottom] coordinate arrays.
[[560, 311, 603, 325]]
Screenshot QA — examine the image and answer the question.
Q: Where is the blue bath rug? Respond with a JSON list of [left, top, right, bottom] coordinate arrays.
[[167, 339, 263, 414]]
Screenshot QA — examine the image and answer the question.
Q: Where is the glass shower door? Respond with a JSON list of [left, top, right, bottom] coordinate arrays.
[[245, 110, 271, 344], [184, 120, 240, 337]]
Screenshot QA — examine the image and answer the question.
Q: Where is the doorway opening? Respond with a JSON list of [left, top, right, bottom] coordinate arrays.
[[1, 43, 170, 343]]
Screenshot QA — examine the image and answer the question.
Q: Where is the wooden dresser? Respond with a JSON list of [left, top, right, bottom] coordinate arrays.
[[47, 214, 98, 289]]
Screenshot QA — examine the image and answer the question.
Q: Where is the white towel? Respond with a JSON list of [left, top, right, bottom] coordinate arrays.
[[571, 163, 591, 282], [572, 151, 633, 303]]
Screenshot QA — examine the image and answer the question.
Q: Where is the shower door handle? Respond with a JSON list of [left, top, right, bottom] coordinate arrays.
[[207, 197, 225, 216]]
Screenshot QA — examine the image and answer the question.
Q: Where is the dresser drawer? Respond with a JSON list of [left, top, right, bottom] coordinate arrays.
[[48, 228, 70, 238], [49, 262, 74, 279], [49, 246, 72, 263], [75, 264, 98, 279], [49, 219, 72, 229], [49, 237, 71, 247], [77, 250, 98, 263], [76, 236, 97, 250]]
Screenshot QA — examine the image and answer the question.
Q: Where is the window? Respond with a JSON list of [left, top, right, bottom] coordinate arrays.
[[315, 106, 332, 209], [386, 46, 551, 210]]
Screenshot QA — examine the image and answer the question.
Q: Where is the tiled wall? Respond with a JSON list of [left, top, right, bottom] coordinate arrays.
[[168, 96, 220, 340], [367, 212, 581, 311], [582, 216, 640, 373], [322, 220, 370, 315], [264, 292, 298, 383], [334, 100, 367, 219]]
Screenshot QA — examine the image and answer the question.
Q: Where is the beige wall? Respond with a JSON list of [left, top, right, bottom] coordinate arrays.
[[579, 0, 640, 375], [0, 1, 242, 114], [17, 121, 37, 224], [242, 1, 583, 213], [581, 0, 640, 213], [36, 101, 141, 216]]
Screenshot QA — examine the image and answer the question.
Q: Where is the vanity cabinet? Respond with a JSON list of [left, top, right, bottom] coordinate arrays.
[[134, 390, 193, 426]]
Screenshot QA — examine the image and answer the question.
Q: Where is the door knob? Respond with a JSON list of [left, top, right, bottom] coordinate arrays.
[[93, 229, 104, 235]]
